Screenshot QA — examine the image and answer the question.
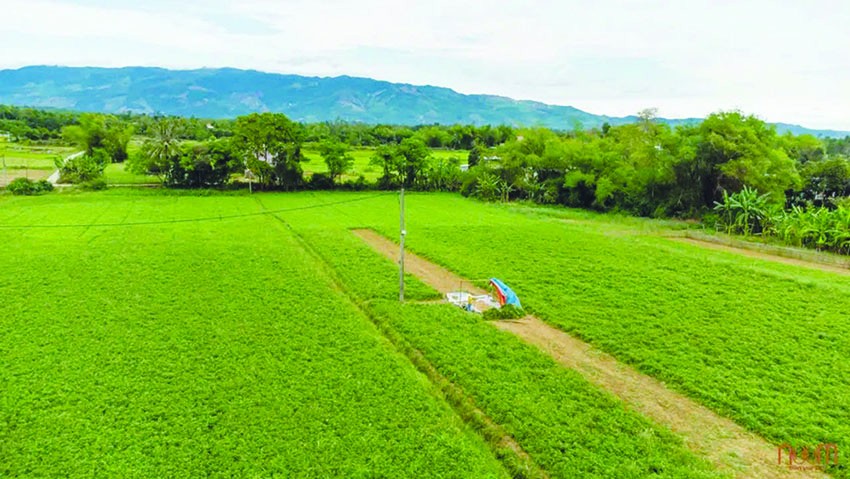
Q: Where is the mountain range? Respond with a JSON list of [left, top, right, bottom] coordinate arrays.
[[0, 66, 846, 137]]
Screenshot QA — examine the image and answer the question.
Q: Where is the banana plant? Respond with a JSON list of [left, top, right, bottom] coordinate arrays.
[[713, 186, 771, 235]]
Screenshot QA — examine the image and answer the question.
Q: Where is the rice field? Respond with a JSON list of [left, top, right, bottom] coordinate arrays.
[[1, 190, 846, 477], [301, 147, 468, 181], [0, 142, 77, 186]]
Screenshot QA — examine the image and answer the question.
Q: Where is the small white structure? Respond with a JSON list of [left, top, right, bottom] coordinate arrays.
[[446, 291, 500, 313]]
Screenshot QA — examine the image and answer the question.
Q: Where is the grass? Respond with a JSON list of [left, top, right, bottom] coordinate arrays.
[[104, 162, 159, 185], [683, 229, 850, 269], [373, 302, 724, 478], [0, 141, 78, 186], [3, 190, 848, 477], [281, 214, 725, 477], [342, 193, 850, 477], [0, 142, 76, 171], [0, 193, 508, 478], [429, 148, 470, 162], [301, 147, 469, 182]]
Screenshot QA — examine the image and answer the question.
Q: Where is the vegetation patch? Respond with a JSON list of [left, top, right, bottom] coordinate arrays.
[[5, 177, 53, 195], [482, 304, 525, 320], [0, 193, 509, 478]]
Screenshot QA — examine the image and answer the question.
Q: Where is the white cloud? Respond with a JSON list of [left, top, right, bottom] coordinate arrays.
[[1, 0, 848, 129]]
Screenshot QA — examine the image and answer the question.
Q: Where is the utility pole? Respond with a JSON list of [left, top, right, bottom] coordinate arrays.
[[245, 168, 254, 194], [399, 187, 406, 302]]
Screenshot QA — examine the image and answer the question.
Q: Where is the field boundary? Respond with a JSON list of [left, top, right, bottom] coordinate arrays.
[[670, 231, 850, 276], [353, 228, 828, 479], [259, 208, 548, 479]]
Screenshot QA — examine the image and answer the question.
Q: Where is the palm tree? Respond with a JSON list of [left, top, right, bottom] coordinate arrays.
[[142, 118, 182, 179]]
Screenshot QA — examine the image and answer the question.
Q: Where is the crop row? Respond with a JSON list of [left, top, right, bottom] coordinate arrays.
[[291, 220, 725, 478], [353, 193, 850, 477], [0, 195, 507, 478]]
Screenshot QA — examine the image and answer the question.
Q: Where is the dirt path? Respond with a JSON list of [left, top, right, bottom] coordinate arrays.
[[671, 237, 850, 277], [352, 228, 827, 479], [353, 229, 490, 295]]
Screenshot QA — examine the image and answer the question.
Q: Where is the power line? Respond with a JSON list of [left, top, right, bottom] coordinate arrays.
[[0, 192, 396, 229]]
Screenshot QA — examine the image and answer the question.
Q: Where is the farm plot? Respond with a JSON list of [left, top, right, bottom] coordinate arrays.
[[0, 143, 76, 186], [350, 228, 813, 478], [333, 193, 850, 478], [282, 220, 727, 478], [301, 147, 382, 181], [301, 147, 468, 182], [0, 193, 507, 478], [104, 162, 160, 185], [4, 190, 849, 478]]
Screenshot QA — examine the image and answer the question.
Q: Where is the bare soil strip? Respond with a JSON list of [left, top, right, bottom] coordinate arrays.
[[277, 219, 547, 479], [670, 236, 850, 277], [352, 228, 827, 479]]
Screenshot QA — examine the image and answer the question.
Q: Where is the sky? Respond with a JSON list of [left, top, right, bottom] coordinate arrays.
[[1, 0, 849, 130]]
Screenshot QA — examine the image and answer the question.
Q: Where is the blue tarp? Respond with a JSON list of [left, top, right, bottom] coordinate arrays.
[[489, 278, 521, 308]]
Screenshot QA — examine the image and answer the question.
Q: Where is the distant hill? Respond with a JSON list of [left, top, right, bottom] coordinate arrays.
[[0, 66, 846, 137]]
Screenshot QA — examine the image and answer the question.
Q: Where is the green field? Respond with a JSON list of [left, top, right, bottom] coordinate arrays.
[[0, 141, 77, 186], [104, 162, 159, 185], [0, 193, 505, 477], [302, 147, 468, 181], [0, 142, 76, 171], [1, 190, 847, 477]]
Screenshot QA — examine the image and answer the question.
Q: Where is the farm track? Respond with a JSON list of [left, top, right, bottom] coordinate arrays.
[[352, 228, 828, 479], [256, 203, 547, 479], [670, 237, 850, 276]]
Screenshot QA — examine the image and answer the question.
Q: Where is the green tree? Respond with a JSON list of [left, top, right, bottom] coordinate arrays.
[[130, 118, 184, 182], [415, 126, 451, 148], [797, 156, 850, 205], [781, 133, 825, 164], [62, 114, 133, 162], [169, 139, 239, 188], [679, 112, 800, 210], [318, 140, 354, 185], [232, 113, 304, 189], [396, 138, 431, 188], [370, 144, 401, 189], [468, 140, 484, 168]]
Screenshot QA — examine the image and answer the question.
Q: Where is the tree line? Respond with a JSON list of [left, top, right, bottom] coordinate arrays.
[[3, 104, 849, 253], [465, 110, 849, 215], [0, 104, 512, 149]]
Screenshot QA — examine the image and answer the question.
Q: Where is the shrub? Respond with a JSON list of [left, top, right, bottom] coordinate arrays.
[[766, 205, 850, 253], [6, 177, 53, 195], [483, 304, 525, 320], [79, 178, 108, 191], [341, 174, 370, 191], [36, 179, 53, 193], [307, 172, 335, 190], [58, 149, 108, 183], [474, 172, 502, 202]]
